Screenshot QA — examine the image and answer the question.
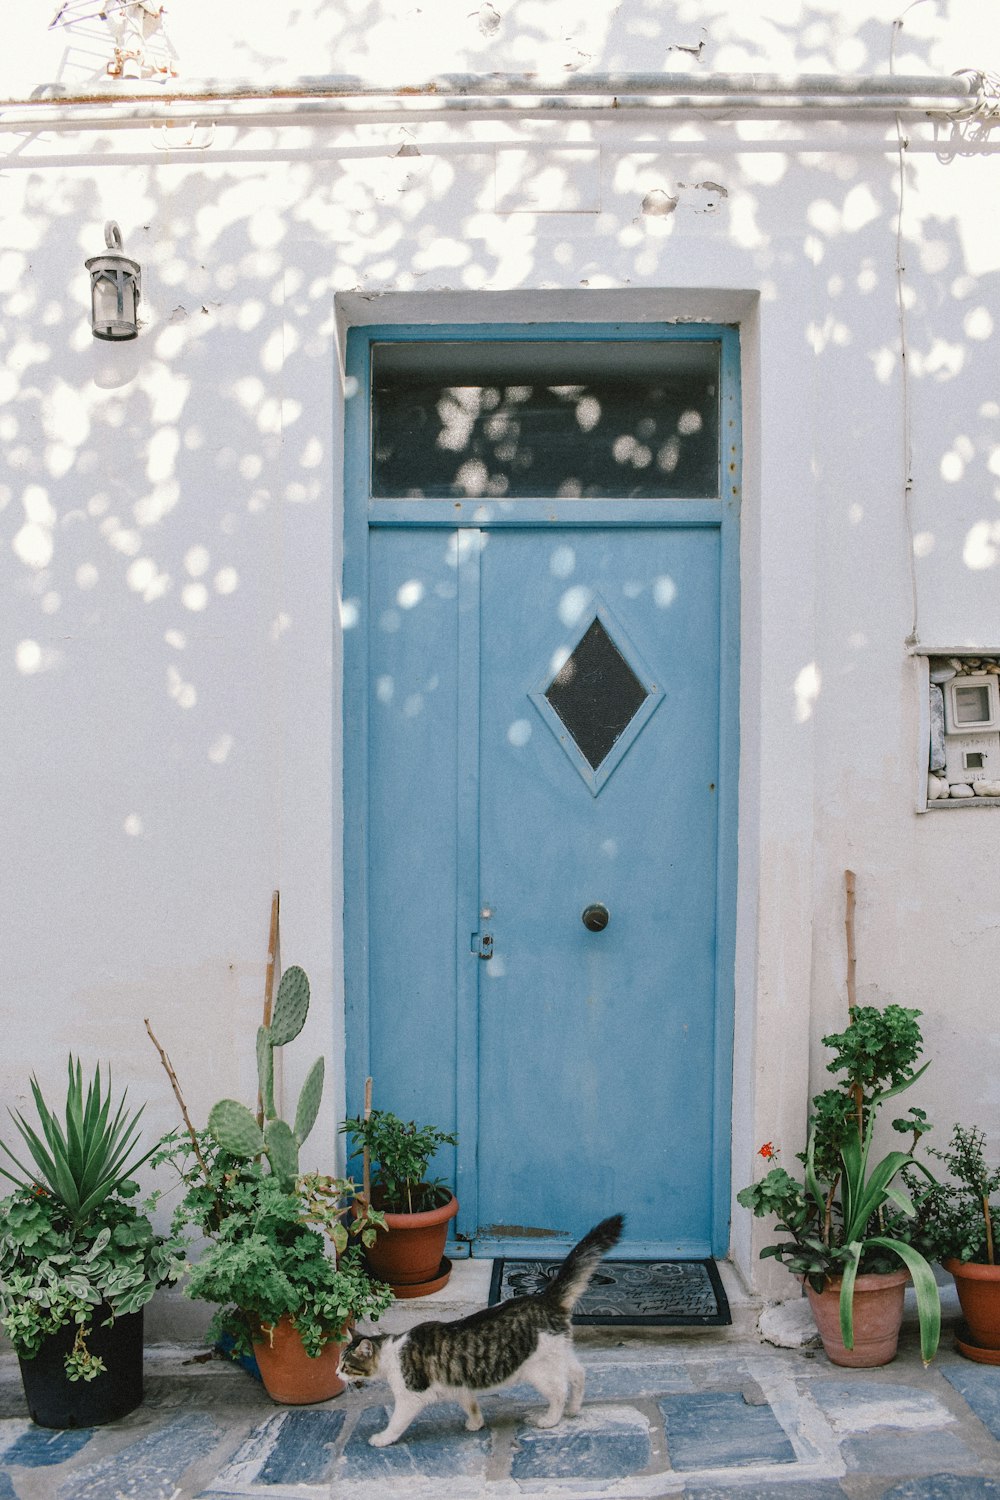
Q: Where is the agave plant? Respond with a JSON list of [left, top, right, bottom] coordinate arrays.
[[0, 1057, 184, 1383], [0, 1057, 160, 1225]]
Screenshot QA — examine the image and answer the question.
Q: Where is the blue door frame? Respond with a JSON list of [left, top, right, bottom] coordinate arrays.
[[343, 322, 741, 1258]]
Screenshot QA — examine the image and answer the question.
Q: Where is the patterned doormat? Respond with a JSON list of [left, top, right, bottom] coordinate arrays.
[[488, 1257, 731, 1326]]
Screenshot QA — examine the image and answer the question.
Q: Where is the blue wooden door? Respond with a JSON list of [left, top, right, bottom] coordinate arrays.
[[345, 325, 739, 1258], [475, 527, 722, 1255]]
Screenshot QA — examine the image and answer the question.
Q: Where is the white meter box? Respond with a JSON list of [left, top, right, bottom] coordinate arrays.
[[920, 655, 1000, 807]]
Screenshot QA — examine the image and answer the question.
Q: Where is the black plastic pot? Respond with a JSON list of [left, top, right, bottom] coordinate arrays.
[[17, 1309, 144, 1428]]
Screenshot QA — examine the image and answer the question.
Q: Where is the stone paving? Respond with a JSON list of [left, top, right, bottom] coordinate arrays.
[[2, 1320, 1000, 1499]]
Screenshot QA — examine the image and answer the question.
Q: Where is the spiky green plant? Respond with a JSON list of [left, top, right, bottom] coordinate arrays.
[[0, 1057, 160, 1226]]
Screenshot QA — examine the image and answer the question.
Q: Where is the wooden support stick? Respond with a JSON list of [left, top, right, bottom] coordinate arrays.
[[845, 870, 857, 1014], [257, 890, 280, 1126], [144, 1017, 211, 1183], [263, 889, 280, 1028], [363, 1076, 373, 1205], [844, 869, 863, 1134]]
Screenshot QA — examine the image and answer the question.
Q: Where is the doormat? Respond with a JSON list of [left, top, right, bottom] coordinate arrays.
[[488, 1257, 731, 1326]]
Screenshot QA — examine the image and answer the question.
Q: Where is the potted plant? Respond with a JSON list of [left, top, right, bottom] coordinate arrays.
[[738, 1005, 941, 1367], [909, 1123, 1000, 1360], [340, 1108, 458, 1296], [169, 1148, 393, 1402], [0, 1057, 184, 1428], [156, 964, 393, 1402]]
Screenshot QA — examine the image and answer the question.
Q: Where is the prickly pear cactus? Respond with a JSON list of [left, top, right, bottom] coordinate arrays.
[[294, 1057, 325, 1147], [209, 1098, 266, 1158], [256, 1025, 275, 1121], [264, 1119, 300, 1184], [269, 965, 310, 1048], [206, 963, 325, 1184]]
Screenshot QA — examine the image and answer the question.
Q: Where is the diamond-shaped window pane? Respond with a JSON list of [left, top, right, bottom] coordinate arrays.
[[544, 618, 649, 770]]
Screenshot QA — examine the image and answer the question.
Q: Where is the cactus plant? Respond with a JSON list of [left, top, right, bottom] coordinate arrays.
[[208, 1098, 266, 1159], [269, 965, 311, 1048], [207, 965, 323, 1186]]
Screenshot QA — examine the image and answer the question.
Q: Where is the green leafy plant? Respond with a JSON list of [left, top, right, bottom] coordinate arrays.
[[738, 1005, 941, 1363], [340, 1110, 458, 1214], [0, 1060, 184, 1381], [909, 1123, 1000, 1266], [167, 1147, 392, 1358]]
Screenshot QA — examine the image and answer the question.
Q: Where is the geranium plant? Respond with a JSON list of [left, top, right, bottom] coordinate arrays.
[[165, 1143, 392, 1358], [738, 1005, 941, 1363], [149, 961, 393, 1367]]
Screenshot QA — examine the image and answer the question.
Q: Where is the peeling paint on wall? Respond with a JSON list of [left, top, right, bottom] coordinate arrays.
[[474, 3, 501, 38], [678, 181, 729, 214], [668, 32, 707, 62], [641, 189, 678, 217]]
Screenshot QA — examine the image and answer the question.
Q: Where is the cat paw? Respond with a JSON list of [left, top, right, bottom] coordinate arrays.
[[529, 1414, 562, 1429], [464, 1416, 485, 1432], [369, 1431, 395, 1447]]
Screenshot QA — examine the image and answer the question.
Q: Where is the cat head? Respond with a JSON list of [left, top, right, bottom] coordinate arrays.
[[338, 1333, 384, 1381]]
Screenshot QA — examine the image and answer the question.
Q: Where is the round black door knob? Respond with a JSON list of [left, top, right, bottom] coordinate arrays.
[[582, 903, 610, 932]]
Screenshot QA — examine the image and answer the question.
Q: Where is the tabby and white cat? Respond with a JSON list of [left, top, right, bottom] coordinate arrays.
[[339, 1214, 623, 1447]]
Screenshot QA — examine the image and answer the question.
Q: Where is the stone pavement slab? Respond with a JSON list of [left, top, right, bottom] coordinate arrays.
[[941, 1363, 1000, 1442], [658, 1391, 797, 1471], [0, 1328, 998, 1498], [510, 1405, 653, 1480]]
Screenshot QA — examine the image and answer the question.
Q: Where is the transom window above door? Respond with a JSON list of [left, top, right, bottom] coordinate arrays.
[[370, 339, 721, 500]]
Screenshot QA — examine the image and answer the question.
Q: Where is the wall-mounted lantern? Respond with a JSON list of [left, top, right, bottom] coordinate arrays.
[[86, 221, 141, 340]]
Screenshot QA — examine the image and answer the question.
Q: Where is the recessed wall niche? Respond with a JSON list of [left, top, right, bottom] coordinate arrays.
[[918, 651, 1000, 810]]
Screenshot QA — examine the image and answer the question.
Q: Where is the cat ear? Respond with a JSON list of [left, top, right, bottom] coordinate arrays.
[[356, 1338, 375, 1357]]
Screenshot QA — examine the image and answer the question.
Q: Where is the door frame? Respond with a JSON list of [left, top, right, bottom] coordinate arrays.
[[342, 321, 742, 1257]]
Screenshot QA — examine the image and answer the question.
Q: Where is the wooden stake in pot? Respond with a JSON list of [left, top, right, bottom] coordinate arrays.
[[363, 1076, 373, 1205], [845, 869, 857, 1014], [257, 890, 280, 1127], [844, 870, 863, 1133]]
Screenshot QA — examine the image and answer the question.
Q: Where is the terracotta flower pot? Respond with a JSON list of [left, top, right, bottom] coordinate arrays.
[[357, 1193, 458, 1295], [804, 1268, 909, 1367], [943, 1259, 1000, 1352], [251, 1315, 348, 1404]]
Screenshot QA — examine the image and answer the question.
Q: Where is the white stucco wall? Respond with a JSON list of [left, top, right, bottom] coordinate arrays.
[[2, 1, 999, 1327]]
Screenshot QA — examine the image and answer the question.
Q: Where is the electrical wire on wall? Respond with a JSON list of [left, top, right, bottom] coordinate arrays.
[[890, 3, 923, 649]]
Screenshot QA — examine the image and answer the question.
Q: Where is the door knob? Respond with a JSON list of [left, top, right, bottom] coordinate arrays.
[[582, 903, 610, 932]]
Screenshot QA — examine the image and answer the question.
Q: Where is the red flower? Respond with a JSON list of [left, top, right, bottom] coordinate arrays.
[[757, 1142, 777, 1160]]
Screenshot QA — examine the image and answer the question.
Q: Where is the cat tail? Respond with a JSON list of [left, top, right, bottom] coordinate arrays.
[[543, 1214, 624, 1313]]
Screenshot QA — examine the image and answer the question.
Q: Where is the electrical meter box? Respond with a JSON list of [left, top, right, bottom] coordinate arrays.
[[942, 674, 1000, 786]]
